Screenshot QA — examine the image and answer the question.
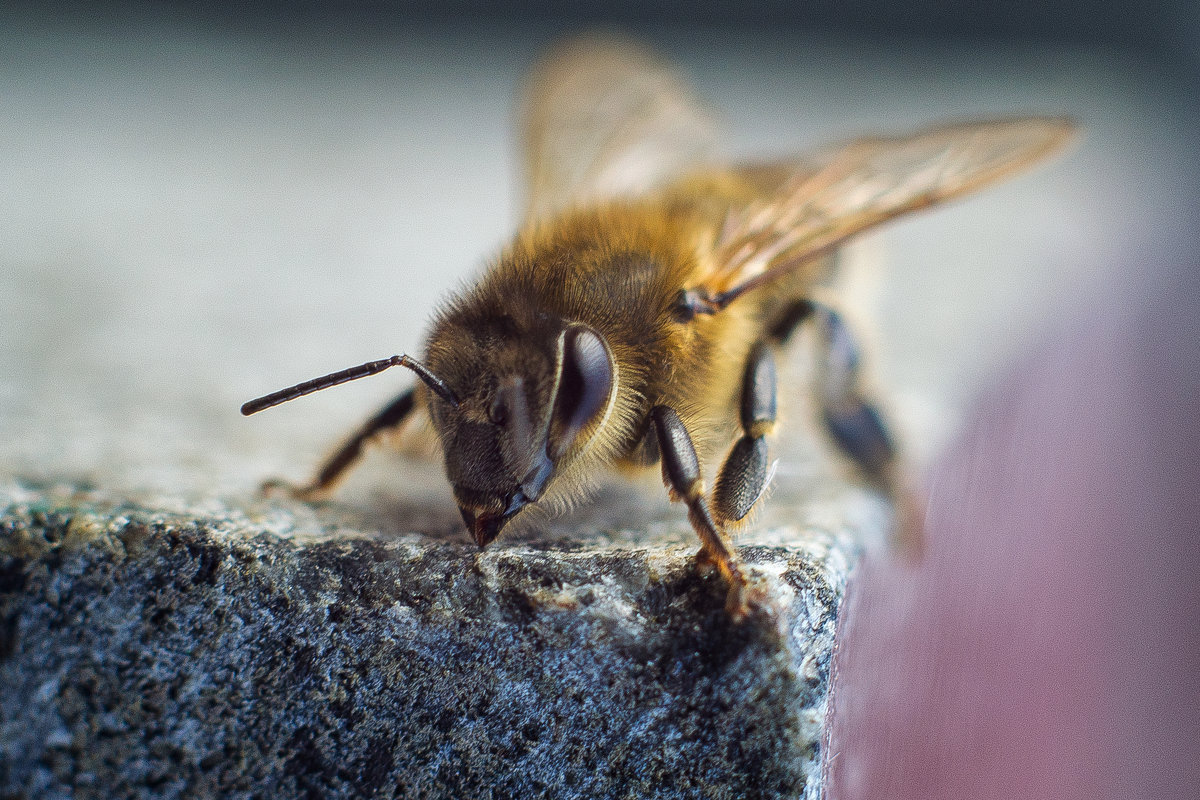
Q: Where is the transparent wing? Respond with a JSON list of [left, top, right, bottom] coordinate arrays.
[[520, 35, 719, 222], [704, 117, 1077, 299]]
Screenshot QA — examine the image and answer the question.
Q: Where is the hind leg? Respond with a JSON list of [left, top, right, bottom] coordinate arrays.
[[809, 305, 897, 486], [809, 304, 924, 552]]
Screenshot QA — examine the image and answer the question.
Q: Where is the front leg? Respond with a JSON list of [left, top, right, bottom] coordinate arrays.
[[650, 405, 760, 621], [264, 388, 418, 500]]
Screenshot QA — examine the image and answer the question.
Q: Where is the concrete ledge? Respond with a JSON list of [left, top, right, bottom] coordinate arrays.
[[0, 481, 861, 800]]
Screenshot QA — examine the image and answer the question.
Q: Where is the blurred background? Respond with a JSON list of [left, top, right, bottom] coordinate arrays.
[[1, 3, 1196, 799]]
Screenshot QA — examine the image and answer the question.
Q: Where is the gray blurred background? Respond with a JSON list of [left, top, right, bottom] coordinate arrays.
[[1, 2, 1196, 505]]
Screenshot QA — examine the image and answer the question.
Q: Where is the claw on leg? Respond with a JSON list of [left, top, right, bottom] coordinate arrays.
[[259, 477, 335, 503]]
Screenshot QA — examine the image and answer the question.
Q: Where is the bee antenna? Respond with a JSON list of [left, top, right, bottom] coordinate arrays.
[[241, 355, 459, 416]]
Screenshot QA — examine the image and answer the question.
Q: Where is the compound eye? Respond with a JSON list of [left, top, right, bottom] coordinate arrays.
[[551, 326, 613, 458]]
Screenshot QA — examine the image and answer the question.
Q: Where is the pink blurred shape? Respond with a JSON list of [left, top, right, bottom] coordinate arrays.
[[825, 268, 1200, 800]]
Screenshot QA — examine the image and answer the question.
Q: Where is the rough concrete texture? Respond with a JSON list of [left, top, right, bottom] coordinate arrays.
[[0, 479, 869, 799]]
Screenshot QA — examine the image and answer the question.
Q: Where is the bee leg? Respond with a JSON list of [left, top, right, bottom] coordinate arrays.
[[263, 388, 417, 501], [810, 305, 924, 552], [651, 405, 759, 621], [766, 298, 816, 345], [713, 342, 776, 525], [810, 305, 895, 484]]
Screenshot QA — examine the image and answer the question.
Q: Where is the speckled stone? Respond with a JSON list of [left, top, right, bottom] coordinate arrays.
[[0, 479, 869, 800]]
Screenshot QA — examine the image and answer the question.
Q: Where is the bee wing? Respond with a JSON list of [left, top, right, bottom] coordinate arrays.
[[705, 117, 1076, 299], [521, 35, 718, 221]]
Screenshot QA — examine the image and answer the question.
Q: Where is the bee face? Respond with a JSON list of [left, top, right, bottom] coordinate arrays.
[[426, 317, 616, 546]]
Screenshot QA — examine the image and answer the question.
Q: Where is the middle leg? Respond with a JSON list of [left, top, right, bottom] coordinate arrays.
[[713, 341, 777, 526]]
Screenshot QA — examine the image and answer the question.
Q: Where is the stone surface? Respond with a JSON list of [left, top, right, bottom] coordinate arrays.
[[0, 480, 867, 800]]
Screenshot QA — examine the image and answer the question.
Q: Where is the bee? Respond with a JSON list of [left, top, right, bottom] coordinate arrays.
[[242, 36, 1073, 620]]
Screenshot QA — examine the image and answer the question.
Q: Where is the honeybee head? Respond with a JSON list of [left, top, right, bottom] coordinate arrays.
[[427, 322, 615, 547]]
